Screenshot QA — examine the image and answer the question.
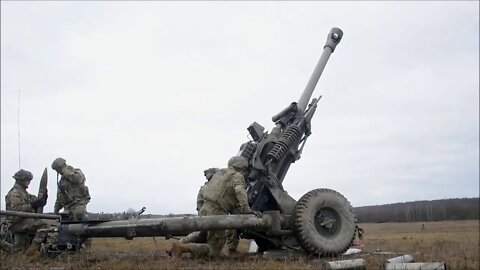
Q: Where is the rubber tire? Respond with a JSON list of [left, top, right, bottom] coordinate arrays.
[[293, 188, 355, 257]]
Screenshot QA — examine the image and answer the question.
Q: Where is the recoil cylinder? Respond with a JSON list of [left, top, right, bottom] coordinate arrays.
[[266, 124, 302, 162]]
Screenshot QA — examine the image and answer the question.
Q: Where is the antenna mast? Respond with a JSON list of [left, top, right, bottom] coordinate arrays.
[[17, 89, 21, 169]]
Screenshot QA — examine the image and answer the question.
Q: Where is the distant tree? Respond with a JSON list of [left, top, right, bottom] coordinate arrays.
[[355, 198, 479, 223]]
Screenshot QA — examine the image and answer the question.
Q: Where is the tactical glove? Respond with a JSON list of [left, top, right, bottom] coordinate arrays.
[[31, 198, 47, 208], [31, 189, 48, 209], [249, 210, 263, 218]]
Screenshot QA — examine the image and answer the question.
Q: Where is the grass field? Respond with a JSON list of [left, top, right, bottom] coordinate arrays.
[[1, 220, 478, 269]]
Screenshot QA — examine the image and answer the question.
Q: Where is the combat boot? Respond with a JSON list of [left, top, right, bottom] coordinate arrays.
[[24, 241, 41, 257], [168, 242, 192, 258]]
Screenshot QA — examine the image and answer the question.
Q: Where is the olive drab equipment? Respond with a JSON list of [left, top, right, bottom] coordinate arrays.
[[237, 27, 356, 256], [1, 28, 357, 258]]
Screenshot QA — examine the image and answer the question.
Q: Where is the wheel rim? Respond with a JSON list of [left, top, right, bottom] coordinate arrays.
[[314, 207, 341, 238]]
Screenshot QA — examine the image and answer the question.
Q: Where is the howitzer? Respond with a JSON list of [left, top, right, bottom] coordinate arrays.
[[1, 210, 60, 220], [1, 28, 356, 258], [237, 27, 357, 256], [1, 209, 288, 255]]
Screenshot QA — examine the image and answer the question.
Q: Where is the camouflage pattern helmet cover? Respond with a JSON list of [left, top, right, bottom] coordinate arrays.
[[52, 157, 67, 171], [13, 169, 33, 181], [227, 156, 248, 169]]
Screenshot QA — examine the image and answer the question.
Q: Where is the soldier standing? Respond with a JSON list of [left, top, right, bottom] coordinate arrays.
[[169, 156, 261, 258], [5, 169, 48, 256], [51, 158, 91, 220]]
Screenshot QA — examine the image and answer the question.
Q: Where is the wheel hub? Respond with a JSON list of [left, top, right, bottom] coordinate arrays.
[[314, 207, 341, 237]]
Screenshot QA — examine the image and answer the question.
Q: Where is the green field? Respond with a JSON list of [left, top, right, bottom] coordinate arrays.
[[1, 220, 478, 269]]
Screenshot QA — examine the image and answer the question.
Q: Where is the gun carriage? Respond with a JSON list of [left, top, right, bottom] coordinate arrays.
[[1, 28, 357, 258]]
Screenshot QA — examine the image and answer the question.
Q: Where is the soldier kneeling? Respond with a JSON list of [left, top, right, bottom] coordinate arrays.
[[5, 169, 48, 256], [169, 156, 261, 258]]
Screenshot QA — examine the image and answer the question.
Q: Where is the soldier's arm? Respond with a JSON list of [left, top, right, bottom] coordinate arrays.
[[8, 192, 35, 212], [29, 194, 38, 202], [196, 186, 205, 212], [54, 188, 64, 214], [232, 173, 250, 213]]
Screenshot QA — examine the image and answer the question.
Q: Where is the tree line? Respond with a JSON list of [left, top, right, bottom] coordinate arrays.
[[87, 208, 194, 220], [354, 197, 479, 223]]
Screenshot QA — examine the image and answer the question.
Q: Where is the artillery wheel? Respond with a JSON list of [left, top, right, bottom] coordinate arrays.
[[293, 188, 355, 257]]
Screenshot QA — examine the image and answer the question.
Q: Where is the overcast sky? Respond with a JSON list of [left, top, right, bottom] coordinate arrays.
[[1, 1, 478, 215]]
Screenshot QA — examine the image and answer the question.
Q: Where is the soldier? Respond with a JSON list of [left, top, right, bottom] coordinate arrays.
[[5, 169, 48, 256], [51, 158, 91, 221], [225, 210, 240, 254], [169, 156, 261, 258], [181, 167, 219, 244], [197, 168, 219, 212]]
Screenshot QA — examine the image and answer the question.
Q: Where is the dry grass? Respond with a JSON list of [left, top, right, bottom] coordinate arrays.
[[359, 220, 479, 269], [1, 220, 478, 269]]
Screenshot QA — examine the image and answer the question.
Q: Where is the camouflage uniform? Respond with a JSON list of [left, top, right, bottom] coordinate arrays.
[[196, 182, 208, 213], [5, 170, 48, 253], [181, 168, 218, 244], [225, 207, 240, 252], [187, 157, 252, 257], [52, 158, 91, 221]]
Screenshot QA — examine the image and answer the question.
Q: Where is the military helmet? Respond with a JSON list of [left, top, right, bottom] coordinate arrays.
[[52, 157, 67, 171], [227, 156, 248, 170], [13, 169, 33, 181]]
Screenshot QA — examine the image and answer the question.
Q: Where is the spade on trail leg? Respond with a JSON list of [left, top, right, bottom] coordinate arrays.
[[36, 167, 48, 213]]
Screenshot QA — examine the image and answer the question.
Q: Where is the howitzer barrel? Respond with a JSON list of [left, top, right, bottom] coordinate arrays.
[[64, 214, 274, 238], [297, 27, 343, 113], [1, 210, 60, 220]]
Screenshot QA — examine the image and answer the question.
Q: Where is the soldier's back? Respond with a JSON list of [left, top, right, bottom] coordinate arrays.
[[63, 166, 86, 185], [204, 168, 242, 212]]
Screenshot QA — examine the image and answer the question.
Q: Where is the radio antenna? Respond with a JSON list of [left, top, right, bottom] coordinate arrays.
[[17, 89, 21, 169]]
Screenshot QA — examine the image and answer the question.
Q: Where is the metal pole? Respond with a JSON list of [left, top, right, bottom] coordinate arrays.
[[0, 210, 60, 220], [17, 89, 21, 169], [297, 28, 343, 113], [65, 214, 272, 238]]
